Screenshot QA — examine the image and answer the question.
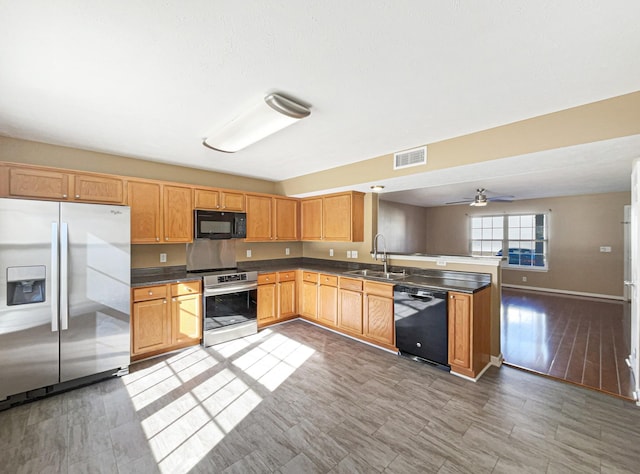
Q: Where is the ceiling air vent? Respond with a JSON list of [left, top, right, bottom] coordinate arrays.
[[393, 146, 427, 170]]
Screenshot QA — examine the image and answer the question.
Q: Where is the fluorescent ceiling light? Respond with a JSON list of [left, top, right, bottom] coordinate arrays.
[[203, 93, 310, 153]]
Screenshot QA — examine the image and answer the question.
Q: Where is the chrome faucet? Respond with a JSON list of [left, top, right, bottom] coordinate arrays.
[[371, 233, 388, 273]]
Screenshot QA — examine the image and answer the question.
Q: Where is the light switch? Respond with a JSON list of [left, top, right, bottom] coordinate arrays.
[[600, 246, 612, 253], [346, 251, 352, 258], [246, 249, 252, 258], [352, 250, 358, 258], [285, 247, 290, 256], [329, 248, 334, 257], [159, 253, 167, 263]]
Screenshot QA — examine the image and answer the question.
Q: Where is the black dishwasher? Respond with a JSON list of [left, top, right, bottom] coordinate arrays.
[[394, 285, 449, 369]]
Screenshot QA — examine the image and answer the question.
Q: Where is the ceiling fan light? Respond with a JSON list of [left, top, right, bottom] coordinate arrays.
[[203, 93, 310, 153], [470, 200, 487, 207]]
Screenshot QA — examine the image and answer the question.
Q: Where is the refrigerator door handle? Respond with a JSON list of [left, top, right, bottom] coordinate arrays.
[[51, 222, 59, 332], [60, 222, 69, 331]]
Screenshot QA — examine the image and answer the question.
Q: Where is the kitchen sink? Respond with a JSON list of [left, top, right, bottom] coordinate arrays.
[[345, 269, 407, 280]]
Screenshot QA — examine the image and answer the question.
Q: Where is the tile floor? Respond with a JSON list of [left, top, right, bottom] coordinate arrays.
[[2, 319, 640, 473]]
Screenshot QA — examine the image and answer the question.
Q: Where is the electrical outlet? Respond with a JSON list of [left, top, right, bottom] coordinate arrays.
[[159, 253, 167, 263], [436, 259, 447, 266], [352, 250, 358, 258], [346, 251, 352, 258], [246, 249, 252, 258], [329, 248, 334, 257], [522, 276, 527, 282], [285, 247, 290, 256]]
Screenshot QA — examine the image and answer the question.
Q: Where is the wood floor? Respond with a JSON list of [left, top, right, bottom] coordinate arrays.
[[501, 288, 634, 400], [2, 319, 640, 473]]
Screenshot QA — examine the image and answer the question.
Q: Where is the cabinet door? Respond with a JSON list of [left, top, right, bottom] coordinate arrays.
[[323, 193, 352, 241], [257, 283, 277, 324], [274, 197, 298, 241], [300, 281, 318, 318], [8, 167, 70, 200], [448, 292, 472, 372], [194, 189, 220, 209], [163, 185, 193, 242], [246, 194, 272, 241], [221, 191, 245, 211], [128, 181, 162, 243], [318, 284, 338, 326], [132, 298, 170, 355], [364, 294, 394, 346], [300, 197, 322, 240], [73, 173, 124, 203], [338, 289, 363, 335], [172, 293, 202, 345], [279, 280, 297, 318]]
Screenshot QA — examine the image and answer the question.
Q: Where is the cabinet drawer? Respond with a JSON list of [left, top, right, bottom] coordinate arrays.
[[319, 274, 338, 287], [364, 281, 394, 298], [133, 285, 168, 302], [302, 271, 318, 283], [278, 271, 296, 282], [339, 277, 363, 292], [171, 280, 201, 296], [258, 273, 277, 284]]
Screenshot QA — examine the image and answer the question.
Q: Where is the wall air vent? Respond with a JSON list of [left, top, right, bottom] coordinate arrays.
[[393, 146, 427, 170]]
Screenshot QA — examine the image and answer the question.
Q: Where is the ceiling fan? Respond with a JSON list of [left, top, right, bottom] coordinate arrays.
[[446, 188, 514, 207]]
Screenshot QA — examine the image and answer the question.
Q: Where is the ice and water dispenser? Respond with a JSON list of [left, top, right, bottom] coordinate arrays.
[[6, 265, 46, 306]]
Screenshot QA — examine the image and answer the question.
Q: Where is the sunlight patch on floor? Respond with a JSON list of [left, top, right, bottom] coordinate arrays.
[[125, 330, 315, 474]]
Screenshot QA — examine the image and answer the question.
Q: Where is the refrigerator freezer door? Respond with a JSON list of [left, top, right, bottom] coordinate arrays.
[[59, 203, 131, 382], [0, 198, 60, 400]]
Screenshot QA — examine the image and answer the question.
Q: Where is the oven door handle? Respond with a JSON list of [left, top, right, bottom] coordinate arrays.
[[204, 282, 258, 296]]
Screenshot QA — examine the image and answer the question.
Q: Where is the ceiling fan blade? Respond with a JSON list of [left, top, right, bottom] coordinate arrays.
[[445, 199, 473, 205], [487, 195, 514, 202]]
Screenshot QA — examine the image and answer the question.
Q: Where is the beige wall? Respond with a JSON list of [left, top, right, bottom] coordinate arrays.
[[425, 192, 630, 297], [378, 200, 428, 253], [277, 91, 640, 196], [0, 136, 277, 193]]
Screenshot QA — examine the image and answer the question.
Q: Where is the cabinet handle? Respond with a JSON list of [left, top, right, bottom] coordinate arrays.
[[163, 300, 167, 304], [62, 194, 68, 198], [75, 194, 80, 199], [148, 291, 153, 296], [172, 298, 176, 302], [165, 237, 169, 241], [156, 237, 160, 242]]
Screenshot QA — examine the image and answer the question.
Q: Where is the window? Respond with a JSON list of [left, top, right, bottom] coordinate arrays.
[[470, 214, 547, 269]]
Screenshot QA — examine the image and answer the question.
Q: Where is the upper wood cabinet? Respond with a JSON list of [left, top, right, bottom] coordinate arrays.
[[0, 164, 124, 204], [301, 191, 364, 242], [194, 188, 245, 211], [128, 180, 192, 244], [245, 194, 299, 241]]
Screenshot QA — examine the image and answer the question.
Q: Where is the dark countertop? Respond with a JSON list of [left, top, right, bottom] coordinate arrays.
[[131, 259, 491, 293]]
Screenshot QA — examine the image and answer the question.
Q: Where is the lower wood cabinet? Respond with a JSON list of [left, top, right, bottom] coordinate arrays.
[[257, 273, 277, 325], [363, 281, 395, 347], [131, 281, 202, 359], [448, 287, 491, 379], [338, 277, 363, 335], [257, 271, 298, 328], [318, 274, 338, 326], [299, 271, 319, 318]]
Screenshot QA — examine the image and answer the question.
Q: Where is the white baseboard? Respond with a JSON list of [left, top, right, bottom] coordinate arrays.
[[491, 353, 504, 368], [502, 284, 625, 301]]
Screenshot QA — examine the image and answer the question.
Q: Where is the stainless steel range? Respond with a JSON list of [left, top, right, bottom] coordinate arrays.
[[201, 270, 258, 347]]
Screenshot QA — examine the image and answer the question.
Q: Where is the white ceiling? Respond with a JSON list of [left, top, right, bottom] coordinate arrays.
[[1, 1, 639, 204]]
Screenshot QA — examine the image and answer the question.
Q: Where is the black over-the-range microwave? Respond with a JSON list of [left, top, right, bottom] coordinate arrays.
[[194, 210, 247, 239]]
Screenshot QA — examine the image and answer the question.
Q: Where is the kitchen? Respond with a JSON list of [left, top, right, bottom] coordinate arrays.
[[0, 1, 640, 470]]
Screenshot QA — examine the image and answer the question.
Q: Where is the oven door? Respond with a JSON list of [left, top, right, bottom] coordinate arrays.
[[202, 282, 257, 347]]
